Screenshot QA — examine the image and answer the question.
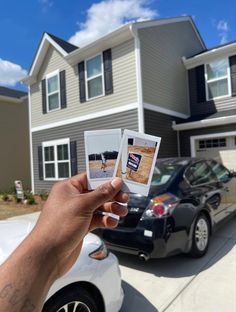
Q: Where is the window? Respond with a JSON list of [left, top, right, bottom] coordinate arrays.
[[85, 54, 104, 100], [207, 160, 230, 183], [43, 139, 70, 180], [205, 58, 230, 100], [185, 161, 217, 186], [198, 138, 226, 149], [46, 71, 61, 111]]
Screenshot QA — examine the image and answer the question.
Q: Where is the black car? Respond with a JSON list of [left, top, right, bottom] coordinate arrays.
[[94, 158, 236, 260]]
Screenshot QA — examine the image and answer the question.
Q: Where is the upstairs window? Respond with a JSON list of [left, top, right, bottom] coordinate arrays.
[[43, 139, 71, 180], [85, 54, 104, 100], [46, 71, 61, 111], [205, 58, 230, 100]]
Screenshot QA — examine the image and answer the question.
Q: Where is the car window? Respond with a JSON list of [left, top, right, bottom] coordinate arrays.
[[185, 161, 217, 186], [207, 160, 230, 182], [151, 163, 182, 186]]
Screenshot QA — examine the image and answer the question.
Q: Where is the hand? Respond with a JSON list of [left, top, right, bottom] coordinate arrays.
[[31, 173, 128, 278]]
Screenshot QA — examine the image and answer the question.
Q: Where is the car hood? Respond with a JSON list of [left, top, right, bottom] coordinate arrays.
[[0, 213, 102, 264]]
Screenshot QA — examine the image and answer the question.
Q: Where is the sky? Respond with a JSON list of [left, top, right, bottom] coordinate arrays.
[[87, 133, 120, 154], [0, 0, 235, 91]]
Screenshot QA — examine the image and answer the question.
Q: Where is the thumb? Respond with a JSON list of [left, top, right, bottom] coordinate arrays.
[[83, 178, 123, 211]]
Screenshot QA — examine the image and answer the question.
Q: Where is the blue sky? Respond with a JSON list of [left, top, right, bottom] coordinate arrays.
[[0, 0, 235, 90]]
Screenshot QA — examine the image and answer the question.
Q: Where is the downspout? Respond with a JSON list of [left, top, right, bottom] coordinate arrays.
[[173, 121, 181, 157], [28, 86, 35, 194], [130, 24, 145, 133]]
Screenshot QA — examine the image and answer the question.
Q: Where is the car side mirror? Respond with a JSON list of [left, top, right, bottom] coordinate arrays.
[[229, 171, 236, 178]]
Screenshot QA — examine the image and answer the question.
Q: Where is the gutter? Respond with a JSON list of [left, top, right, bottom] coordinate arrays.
[[172, 115, 236, 131], [0, 95, 23, 104], [129, 24, 144, 133]]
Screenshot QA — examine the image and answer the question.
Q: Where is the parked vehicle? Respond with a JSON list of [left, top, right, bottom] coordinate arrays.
[[0, 213, 124, 312], [94, 158, 236, 260]]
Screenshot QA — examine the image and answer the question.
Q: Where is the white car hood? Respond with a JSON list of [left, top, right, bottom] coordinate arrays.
[[0, 213, 102, 264]]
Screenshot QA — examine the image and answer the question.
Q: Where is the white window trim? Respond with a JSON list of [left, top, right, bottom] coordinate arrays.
[[42, 138, 71, 181], [85, 53, 105, 101], [46, 70, 61, 112], [205, 58, 231, 101]]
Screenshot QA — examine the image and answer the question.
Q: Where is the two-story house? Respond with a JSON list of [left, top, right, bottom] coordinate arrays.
[[0, 86, 30, 191], [174, 42, 236, 171], [23, 16, 206, 193]]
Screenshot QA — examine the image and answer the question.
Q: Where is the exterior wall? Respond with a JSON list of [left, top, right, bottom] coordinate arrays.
[[30, 39, 137, 128], [188, 68, 236, 115], [139, 21, 204, 116], [144, 109, 183, 157], [179, 123, 236, 156], [0, 98, 30, 191], [32, 109, 139, 193]]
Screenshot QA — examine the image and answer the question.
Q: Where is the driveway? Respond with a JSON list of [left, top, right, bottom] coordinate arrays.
[[119, 216, 236, 312]]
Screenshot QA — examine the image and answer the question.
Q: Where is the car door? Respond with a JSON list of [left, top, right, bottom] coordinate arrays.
[[184, 160, 227, 224], [207, 160, 236, 217]]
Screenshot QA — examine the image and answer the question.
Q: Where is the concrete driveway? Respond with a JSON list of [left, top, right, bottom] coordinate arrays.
[[119, 216, 236, 312]]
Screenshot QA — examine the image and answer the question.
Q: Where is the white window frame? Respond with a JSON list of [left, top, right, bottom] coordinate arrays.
[[205, 57, 231, 101], [42, 138, 71, 181], [46, 70, 61, 112], [85, 53, 105, 101]]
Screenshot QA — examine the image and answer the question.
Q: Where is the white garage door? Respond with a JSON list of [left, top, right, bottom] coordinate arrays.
[[195, 136, 236, 171]]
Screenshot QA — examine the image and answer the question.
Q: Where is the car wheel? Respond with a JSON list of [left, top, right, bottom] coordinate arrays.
[[190, 213, 210, 258], [42, 287, 99, 312]]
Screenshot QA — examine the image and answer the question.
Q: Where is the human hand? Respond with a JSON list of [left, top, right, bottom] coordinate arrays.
[[31, 173, 128, 278]]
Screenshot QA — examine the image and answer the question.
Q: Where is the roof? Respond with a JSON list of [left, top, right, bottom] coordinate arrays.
[[177, 109, 236, 124], [0, 86, 27, 99], [173, 109, 236, 131], [46, 32, 78, 53]]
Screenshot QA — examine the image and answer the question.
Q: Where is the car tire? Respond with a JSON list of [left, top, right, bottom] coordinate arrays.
[[190, 213, 210, 258], [42, 286, 99, 312]]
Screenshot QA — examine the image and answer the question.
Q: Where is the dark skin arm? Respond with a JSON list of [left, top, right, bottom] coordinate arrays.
[[0, 174, 128, 311]]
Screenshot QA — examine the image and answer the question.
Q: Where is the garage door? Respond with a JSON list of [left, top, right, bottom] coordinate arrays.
[[195, 136, 236, 171]]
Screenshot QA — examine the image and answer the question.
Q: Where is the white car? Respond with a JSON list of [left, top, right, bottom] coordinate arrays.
[[0, 213, 124, 312]]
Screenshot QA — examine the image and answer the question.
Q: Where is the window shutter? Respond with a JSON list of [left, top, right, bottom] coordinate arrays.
[[38, 146, 43, 180], [41, 79, 47, 114], [78, 61, 86, 103], [103, 49, 113, 95], [60, 70, 67, 109], [195, 65, 206, 103], [70, 141, 78, 176], [229, 55, 236, 97]]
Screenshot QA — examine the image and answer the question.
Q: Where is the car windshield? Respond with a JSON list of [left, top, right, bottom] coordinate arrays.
[[151, 161, 184, 186]]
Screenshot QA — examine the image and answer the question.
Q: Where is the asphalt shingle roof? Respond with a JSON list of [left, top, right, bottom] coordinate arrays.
[[46, 32, 78, 53], [176, 109, 236, 124], [0, 86, 27, 99]]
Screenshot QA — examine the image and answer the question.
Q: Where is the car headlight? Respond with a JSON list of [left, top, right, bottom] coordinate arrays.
[[89, 241, 109, 260]]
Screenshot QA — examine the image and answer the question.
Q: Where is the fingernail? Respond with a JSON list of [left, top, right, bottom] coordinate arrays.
[[111, 177, 122, 189]]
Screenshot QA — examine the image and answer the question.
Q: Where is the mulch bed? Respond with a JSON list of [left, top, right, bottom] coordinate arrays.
[[0, 196, 45, 220]]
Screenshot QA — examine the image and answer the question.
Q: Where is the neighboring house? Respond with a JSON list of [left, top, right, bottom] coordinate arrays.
[[0, 87, 30, 192], [22, 16, 208, 193], [174, 42, 236, 171]]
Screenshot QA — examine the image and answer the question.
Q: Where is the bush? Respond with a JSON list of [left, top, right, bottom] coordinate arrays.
[[1, 193, 9, 202], [39, 190, 49, 201], [24, 190, 36, 205]]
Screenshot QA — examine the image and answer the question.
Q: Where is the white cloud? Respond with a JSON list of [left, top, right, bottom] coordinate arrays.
[[39, 0, 54, 12], [215, 19, 230, 44], [0, 58, 27, 86], [69, 0, 158, 47]]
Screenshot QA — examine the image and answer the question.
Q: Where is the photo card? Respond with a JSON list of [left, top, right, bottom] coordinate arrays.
[[114, 129, 161, 196], [85, 129, 122, 189]]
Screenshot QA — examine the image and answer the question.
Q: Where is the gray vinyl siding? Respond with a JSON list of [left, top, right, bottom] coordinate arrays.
[[179, 123, 236, 156], [188, 68, 236, 115], [144, 109, 183, 157], [32, 109, 138, 193], [0, 98, 30, 192], [30, 39, 137, 128], [139, 21, 204, 116]]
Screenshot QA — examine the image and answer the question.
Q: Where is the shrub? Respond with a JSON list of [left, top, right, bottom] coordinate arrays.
[[1, 193, 9, 202], [39, 190, 49, 201], [24, 190, 36, 205]]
